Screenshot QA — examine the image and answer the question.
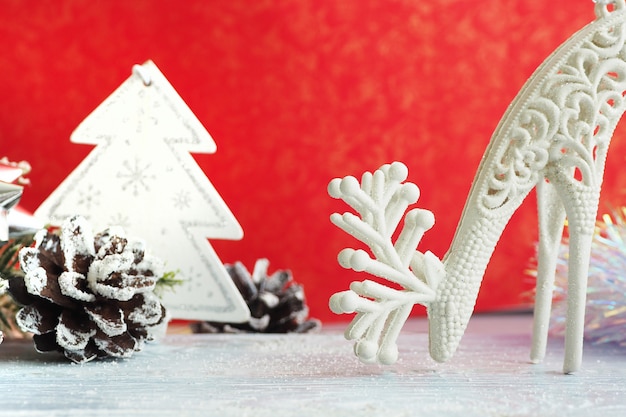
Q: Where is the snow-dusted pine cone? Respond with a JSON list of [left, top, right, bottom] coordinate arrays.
[[192, 259, 320, 334], [7, 215, 169, 363]]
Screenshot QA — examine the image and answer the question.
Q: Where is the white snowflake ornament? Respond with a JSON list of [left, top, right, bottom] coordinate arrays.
[[330, 1, 626, 373], [328, 162, 444, 364], [35, 60, 249, 323]]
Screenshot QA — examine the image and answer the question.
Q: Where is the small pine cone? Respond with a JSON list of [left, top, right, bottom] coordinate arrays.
[[7, 215, 169, 363], [192, 259, 321, 334]]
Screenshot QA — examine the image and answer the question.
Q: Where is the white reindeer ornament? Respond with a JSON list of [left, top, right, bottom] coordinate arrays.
[[328, 0, 626, 374]]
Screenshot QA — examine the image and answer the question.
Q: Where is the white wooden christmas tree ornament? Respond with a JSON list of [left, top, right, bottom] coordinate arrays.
[[329, 0, 626, 374], [35, 60, 249, 323]]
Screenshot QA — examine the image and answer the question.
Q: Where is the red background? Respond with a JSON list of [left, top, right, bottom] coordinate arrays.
[[3, 0, 626, 323]]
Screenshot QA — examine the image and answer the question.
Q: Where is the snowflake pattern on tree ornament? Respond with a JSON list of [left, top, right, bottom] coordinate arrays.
[[172, 189, 192, 210], [117, 158, 155, 196], [76, 184, 102, 211], [108, 213, 130, 230]]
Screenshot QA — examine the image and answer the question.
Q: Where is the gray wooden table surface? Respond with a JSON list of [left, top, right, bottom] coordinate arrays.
[[1, 314, 624, 417]]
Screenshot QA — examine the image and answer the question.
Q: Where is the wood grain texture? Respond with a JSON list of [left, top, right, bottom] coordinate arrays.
[[0, 315, 624, 416]]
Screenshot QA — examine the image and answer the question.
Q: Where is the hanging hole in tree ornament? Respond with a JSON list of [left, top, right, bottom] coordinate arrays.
[[132, 64, 152, 86]]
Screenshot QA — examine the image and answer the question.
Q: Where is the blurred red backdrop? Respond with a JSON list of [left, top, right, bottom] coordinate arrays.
[[3, 0, 626, 323]]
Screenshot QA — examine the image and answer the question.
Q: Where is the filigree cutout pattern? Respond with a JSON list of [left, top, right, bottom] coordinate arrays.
[[481, 3, 626, 212]]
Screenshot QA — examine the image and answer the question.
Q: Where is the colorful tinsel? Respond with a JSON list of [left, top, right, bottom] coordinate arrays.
[[549, 208, 626, 345]]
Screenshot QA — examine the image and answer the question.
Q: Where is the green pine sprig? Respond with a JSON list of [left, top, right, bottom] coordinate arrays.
[[154, 269, 183, 297]]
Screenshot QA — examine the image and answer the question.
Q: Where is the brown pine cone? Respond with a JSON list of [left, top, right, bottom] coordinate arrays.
[[7, 215, 169, 363], [192, 259, 321, 334]]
